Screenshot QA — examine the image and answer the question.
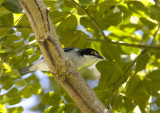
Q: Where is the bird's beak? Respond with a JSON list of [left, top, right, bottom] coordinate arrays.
[[97, 55, 104, 59]]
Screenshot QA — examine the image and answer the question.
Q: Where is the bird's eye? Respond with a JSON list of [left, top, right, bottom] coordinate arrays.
[[91, 51, 95, 55]]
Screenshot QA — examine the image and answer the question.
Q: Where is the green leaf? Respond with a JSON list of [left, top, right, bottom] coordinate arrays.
[[57, 14, 78, 33], [6, 87, 18, 97], [22, 75, 41, 95], [63, 0, 76, 8], [7, 28, 16, 34], [79, 0, 93, 6], [7, 95, 21, 105], [6, 35, 20, 43], [0, 13, 13, 36], [127, 1, 149, 15], [77, 7, 85, 15], [140, 17, 156, 30], [63, 30, 86, 48], [135, 51, 149, 72], [144, 69, 160, 95], [50, 11, 70, 24], [101, 12, 122, 26], [0, 7, 11, 17], [17, 15, 32, 40], [14, 80, 25, 87], [19, 86, 32, 98], [118, 5, 132, 24], [155, 97, 160, 107], [41, 91, 62, 106], [0, 95, 5, 105], [101, 43, 121, 64], [44, 106, 60, 113], [17, 15, 30, 27], [149, 5, 160, 21], [0, 28, 10, 37], [29, 82, 41, 95], [25, 74, 39, 83], [6, 87, 21, 105], [2, 0, 23, 13], [96, 60, 120, 89], [44, 1, 60, 7], [80, 17, 94, 29], [8, 106, 23, 113], [87, 4, 99, 17], [63, 104, 75, 113], [10, 41, 23, 49], [126, 76, 142, 95], [99, 1, 118, 15], [44, 103, 75, 113], [0, 75, 14, 90], [125, 76, 149, 111]]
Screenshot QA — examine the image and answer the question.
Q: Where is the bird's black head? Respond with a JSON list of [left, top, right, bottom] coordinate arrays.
[[79, 48, 104, 59]]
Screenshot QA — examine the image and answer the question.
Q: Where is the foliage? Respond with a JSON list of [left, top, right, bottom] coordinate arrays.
[[0, 0, 160, 113]]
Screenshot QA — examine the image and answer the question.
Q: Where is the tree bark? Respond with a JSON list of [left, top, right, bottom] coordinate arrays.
[[19, 0, 110, 113]]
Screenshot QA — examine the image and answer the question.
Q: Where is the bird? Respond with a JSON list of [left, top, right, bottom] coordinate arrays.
[[19, 47, 104, 75]]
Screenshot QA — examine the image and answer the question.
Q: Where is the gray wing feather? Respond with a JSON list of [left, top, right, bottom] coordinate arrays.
[[19, 66, 32, 76]]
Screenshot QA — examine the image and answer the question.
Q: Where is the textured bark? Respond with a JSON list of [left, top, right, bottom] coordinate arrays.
[[19, 0, 110, 113]]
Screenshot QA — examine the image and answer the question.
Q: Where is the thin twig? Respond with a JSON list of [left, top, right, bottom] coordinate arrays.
[[111, 41, 160, 51], [87, 38, 160, 51], [0, 25, 31, 29]]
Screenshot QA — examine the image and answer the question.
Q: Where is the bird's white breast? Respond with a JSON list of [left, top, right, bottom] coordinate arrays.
[[28, 50, 99, 71]]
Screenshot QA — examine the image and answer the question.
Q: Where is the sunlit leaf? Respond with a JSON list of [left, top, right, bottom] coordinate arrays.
[[127, 1, 149, 15], [57, 14, 78, 33], [44, 106, 60, 113], [140, 17, 156, 30], [63, 30, 86, 48], [41, 91, 62, 106], [0, 6, 12, 17], [135, 51, 149, 72], [0, 13, 13, 36], [63, 0, 76, 8], [19, 86, 32, 98], [29, 82, 41, 95], [50, 11, 70, 24], [0, 75, 14, 90], [8, 107, 23, 113], [125, 76, 149, 111], [6, 87, 21, 105], [101, 43, 121, 64]]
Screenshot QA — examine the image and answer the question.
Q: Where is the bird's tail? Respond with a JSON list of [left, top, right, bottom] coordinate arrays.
[[19, 66, 31, 76]]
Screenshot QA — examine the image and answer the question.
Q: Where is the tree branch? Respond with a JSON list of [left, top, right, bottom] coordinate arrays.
[[87, 38, 160, 51], [18, 0, 110, 113]]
